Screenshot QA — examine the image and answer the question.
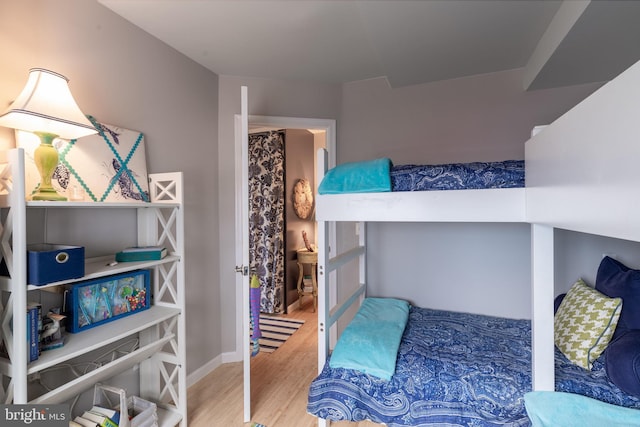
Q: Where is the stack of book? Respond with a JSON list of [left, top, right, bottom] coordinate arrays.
[[303, 275, 314, 293], [72, 405, 119, 427], [115, 246, 167, 262]]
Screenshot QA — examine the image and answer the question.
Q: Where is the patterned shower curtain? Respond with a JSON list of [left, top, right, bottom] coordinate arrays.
[[248, 130, 286, 314]]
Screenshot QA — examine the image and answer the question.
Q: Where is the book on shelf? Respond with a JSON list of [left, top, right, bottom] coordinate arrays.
[[115, 246, 167, 262], [89, 406, 120, 426], [73, 416, 100, 427], [81, 411, 118, 427], [41, 337, 65, 351], [27, 301, 43, 334], [27, 303, 40, 362], [119, 245, 165, 253]]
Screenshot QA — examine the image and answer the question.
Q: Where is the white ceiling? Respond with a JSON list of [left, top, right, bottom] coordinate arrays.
[[98, 0, 640, 90]]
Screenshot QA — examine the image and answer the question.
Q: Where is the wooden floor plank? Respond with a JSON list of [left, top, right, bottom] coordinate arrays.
[[187, 299, 377, 426]]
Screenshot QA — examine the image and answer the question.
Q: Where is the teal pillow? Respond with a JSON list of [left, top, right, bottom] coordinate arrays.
[[329, 298, 409, 380]]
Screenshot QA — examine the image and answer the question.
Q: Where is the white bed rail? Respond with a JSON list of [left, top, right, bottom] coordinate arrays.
[[526, 58, 640, 241], [316, 188, 525, 223]]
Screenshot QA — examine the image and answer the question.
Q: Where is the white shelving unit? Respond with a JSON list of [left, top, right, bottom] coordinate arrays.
[[0, 148, 186, 427]]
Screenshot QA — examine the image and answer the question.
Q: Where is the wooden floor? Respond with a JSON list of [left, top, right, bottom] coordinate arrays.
[[187, 299, 377, 427]]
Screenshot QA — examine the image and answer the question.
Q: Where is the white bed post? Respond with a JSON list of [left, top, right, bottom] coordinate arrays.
[[317, 148, 330, 370], [317, 149, 330, 427], [317, 222, 330, 427], [531, 223, 555, 391]]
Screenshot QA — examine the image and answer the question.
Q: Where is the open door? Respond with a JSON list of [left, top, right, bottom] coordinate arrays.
[[234, 85, 251, 422]]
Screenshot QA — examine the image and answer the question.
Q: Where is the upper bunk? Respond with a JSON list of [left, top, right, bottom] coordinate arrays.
[[315, 152, 526, 223], [316, 57, 640, 236]]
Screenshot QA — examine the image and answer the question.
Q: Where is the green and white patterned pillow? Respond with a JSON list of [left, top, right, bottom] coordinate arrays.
[[555, 279, 622, 370]]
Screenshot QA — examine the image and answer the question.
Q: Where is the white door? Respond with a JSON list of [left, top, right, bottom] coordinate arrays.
[[234, 85, 251, 422]]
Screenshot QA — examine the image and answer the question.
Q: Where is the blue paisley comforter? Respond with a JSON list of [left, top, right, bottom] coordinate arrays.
[[307, 307, 640, 426], [391, 160, 525, 191]]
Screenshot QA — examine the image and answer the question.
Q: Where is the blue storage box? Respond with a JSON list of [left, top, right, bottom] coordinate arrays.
[[65, 270, 151, 333], [27, 244, 85, 286]]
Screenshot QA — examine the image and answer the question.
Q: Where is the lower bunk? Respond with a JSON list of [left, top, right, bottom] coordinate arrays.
[[307, 301, 640, 426]]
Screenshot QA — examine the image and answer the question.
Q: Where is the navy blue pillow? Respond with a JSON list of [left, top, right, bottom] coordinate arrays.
[[605, 330, 640, 397], [554, 293, 566, 314], [596, 256, 640, 338]]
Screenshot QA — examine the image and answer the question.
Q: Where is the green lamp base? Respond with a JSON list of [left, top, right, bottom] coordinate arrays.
[[31, 188, 67, 201], [32, 131, 67, 201]]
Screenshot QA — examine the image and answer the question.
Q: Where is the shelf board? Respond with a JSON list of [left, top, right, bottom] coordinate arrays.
[[26, 201, 179, 209], [1, 256, 179, 292], [25, 255, 180, 291], [25, 305, 180, 374], [30, 334, 175, 404]]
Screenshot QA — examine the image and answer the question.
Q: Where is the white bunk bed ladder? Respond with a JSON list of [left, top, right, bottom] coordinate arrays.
[[316, 150, 366, 427]]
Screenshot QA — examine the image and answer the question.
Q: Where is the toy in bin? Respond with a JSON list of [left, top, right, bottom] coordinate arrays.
[[65, 270, 150, 333]]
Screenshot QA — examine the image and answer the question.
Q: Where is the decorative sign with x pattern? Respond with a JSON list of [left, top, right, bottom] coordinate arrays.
[[17, 116, 150, 203]]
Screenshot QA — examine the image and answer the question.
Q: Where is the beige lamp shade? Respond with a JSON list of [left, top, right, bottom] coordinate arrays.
[[0, 68, 96, 139]]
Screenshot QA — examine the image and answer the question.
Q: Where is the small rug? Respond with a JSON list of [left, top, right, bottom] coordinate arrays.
[[256, 315, 305, 353], [251, 423, 267, 427]]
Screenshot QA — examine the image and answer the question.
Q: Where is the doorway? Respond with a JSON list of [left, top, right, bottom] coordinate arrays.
[[248, 127, 325, 315], [237, 114, 336, 422]]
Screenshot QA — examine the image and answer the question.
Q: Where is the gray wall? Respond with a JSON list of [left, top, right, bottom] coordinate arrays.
[[339, 71, 602, 164], [0, 0, 220, 376], [555, 230, 640, 295], [367, 222, 532, 319]]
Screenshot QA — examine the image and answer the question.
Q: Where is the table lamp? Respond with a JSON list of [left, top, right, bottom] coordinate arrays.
[[0, 68, 97, 200]]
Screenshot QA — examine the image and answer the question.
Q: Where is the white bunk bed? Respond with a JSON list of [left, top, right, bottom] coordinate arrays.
[[310, 58, 640, 426]]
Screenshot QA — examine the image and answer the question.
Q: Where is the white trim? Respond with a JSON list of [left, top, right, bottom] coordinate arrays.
[[186, 354, 223, 388]]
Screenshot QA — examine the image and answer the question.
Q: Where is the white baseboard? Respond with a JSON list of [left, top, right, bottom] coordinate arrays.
[[287, 300, 299, 314], [187, 350, 245, 388], [186, 354, 222, 388], [221, 350, 242, 364]]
